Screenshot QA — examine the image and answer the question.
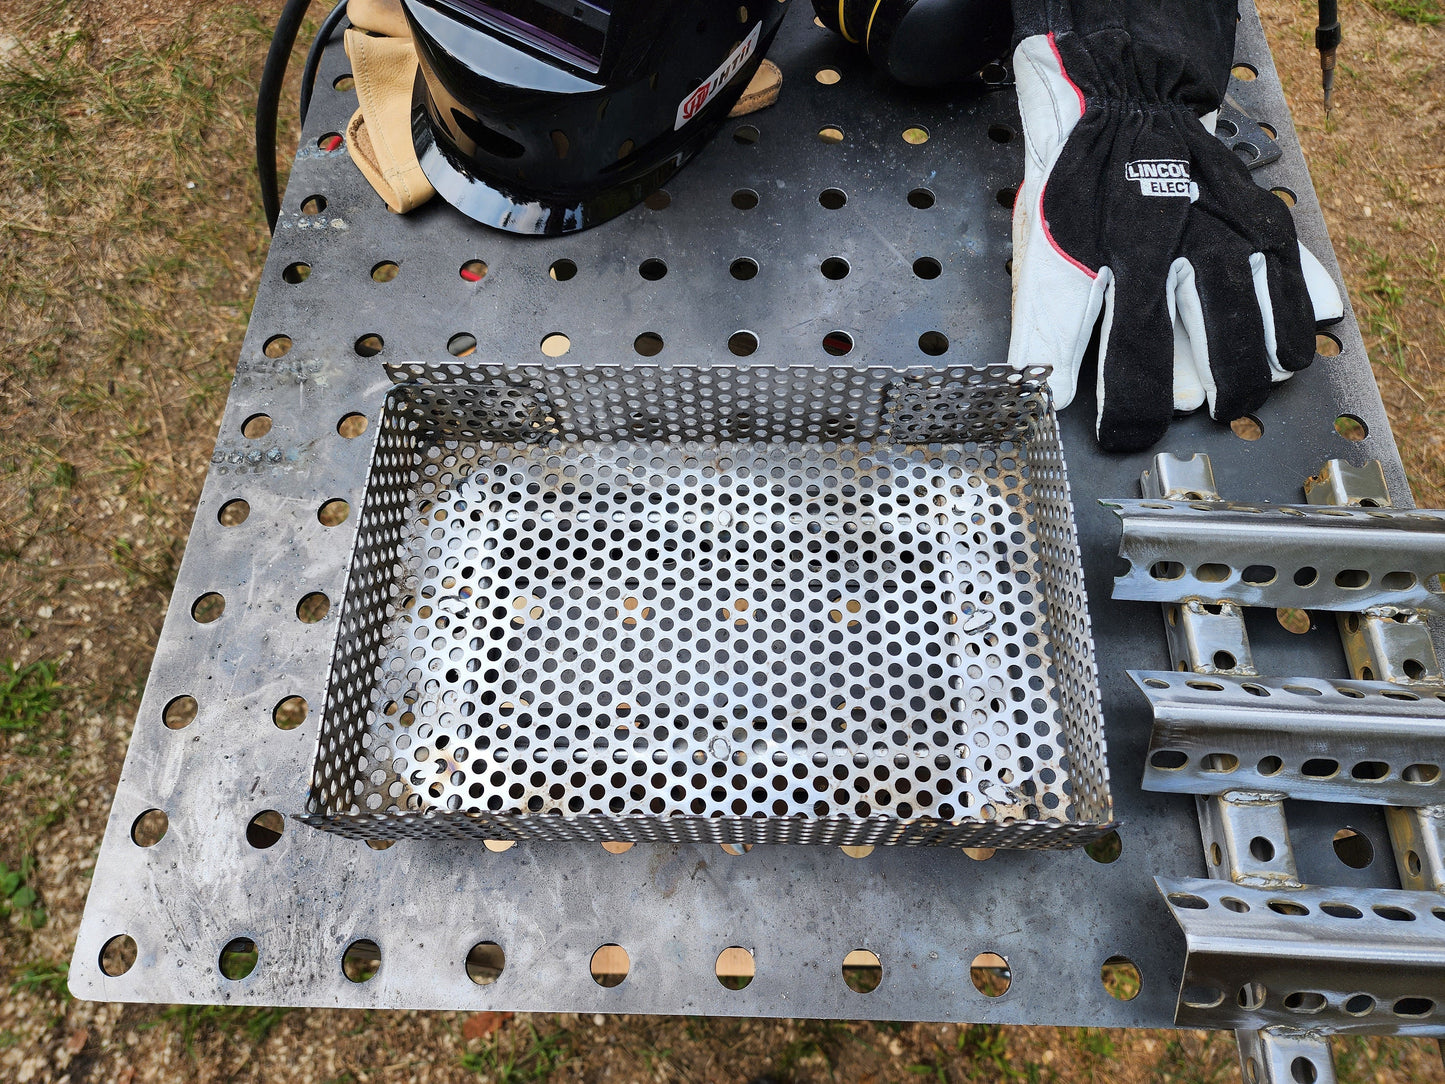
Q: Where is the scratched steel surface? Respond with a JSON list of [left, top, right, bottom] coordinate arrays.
[[71, 2, 1412, 1022]]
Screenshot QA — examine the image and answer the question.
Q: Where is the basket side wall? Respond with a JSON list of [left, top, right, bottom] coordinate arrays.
[[307, 398, 419, 816], [1023, 406, 1112, 825]]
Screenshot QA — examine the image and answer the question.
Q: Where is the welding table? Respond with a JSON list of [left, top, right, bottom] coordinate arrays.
[[70, 0, 1429, 1037]]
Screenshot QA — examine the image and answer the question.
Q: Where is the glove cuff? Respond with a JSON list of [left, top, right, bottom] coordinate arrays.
[[1012, 0, 1236, 114]]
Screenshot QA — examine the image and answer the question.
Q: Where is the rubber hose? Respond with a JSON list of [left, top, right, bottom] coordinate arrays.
[[299, 0, 352, 127], [257, 0, 317, 233]]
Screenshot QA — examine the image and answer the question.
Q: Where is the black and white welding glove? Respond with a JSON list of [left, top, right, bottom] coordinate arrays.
[[1008, 0, 1344, 451]]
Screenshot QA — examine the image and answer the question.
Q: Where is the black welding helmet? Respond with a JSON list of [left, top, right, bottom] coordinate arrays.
[[403, 0, 793, 234]]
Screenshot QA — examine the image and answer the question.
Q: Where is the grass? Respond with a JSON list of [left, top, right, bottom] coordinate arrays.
[[956, 1025, 1053, 1083], [0, 31, 87, 173], [1073, 1029, 1117, 1060], [909, 1058, 951, 1082], [1299, 0, 1445, 507], [1082, 831, 1121, 865], [1151, 1031, 1236, 1084], [773, 1020, 862, 1079], [1349, 241, 1411, 371], [459, 1021, 573, 1083], [903, 1029, 1069, 1084], [11, 959, 69, 1000], [1370, 0, 1442, 24], [0, 660, 60, 732], [0, 855, 47, 930], [1332, 1037, 1445, 1084], [146, 1004, 291, 1057], [1099, 958, 1142, 1002], [0, 1, 272, 714], [0, 8, 287, 1062], [775, 1027, 834, 1079]]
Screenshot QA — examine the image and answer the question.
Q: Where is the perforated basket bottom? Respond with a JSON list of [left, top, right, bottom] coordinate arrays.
[[307, 437, 1110, 847]]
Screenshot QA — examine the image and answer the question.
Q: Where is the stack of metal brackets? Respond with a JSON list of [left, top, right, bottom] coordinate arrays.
[[1117, 452, 1445, 1083]]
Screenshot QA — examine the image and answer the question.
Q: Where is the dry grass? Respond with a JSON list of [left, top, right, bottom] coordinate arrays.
[[1266, 0, 1445, 502], [0, 1, 1442, 1081], [0, 2, 274, 707]]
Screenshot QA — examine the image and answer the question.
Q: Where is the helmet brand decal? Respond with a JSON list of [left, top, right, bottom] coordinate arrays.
[[1124, 159, 1194, 197], [674, 22, 762, 130]]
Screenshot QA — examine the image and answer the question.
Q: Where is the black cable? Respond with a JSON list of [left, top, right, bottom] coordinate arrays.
[[300, 0, 352, 127], [257, 0, 317, 234]]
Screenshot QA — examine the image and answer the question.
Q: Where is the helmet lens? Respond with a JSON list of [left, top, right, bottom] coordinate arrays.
[[441, 0, 611, 71]]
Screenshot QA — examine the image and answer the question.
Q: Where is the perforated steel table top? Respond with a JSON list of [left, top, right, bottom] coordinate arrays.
[[71, 2, 1417, 1023]]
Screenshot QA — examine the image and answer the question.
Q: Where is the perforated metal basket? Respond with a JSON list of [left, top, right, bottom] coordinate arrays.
[[301, 361, 1112, 847]]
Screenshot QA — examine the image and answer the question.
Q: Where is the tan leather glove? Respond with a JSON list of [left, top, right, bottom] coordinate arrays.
[[343, 28, 435, 213], [347, 0, 409, 38], [730, 59, 782, 116]]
